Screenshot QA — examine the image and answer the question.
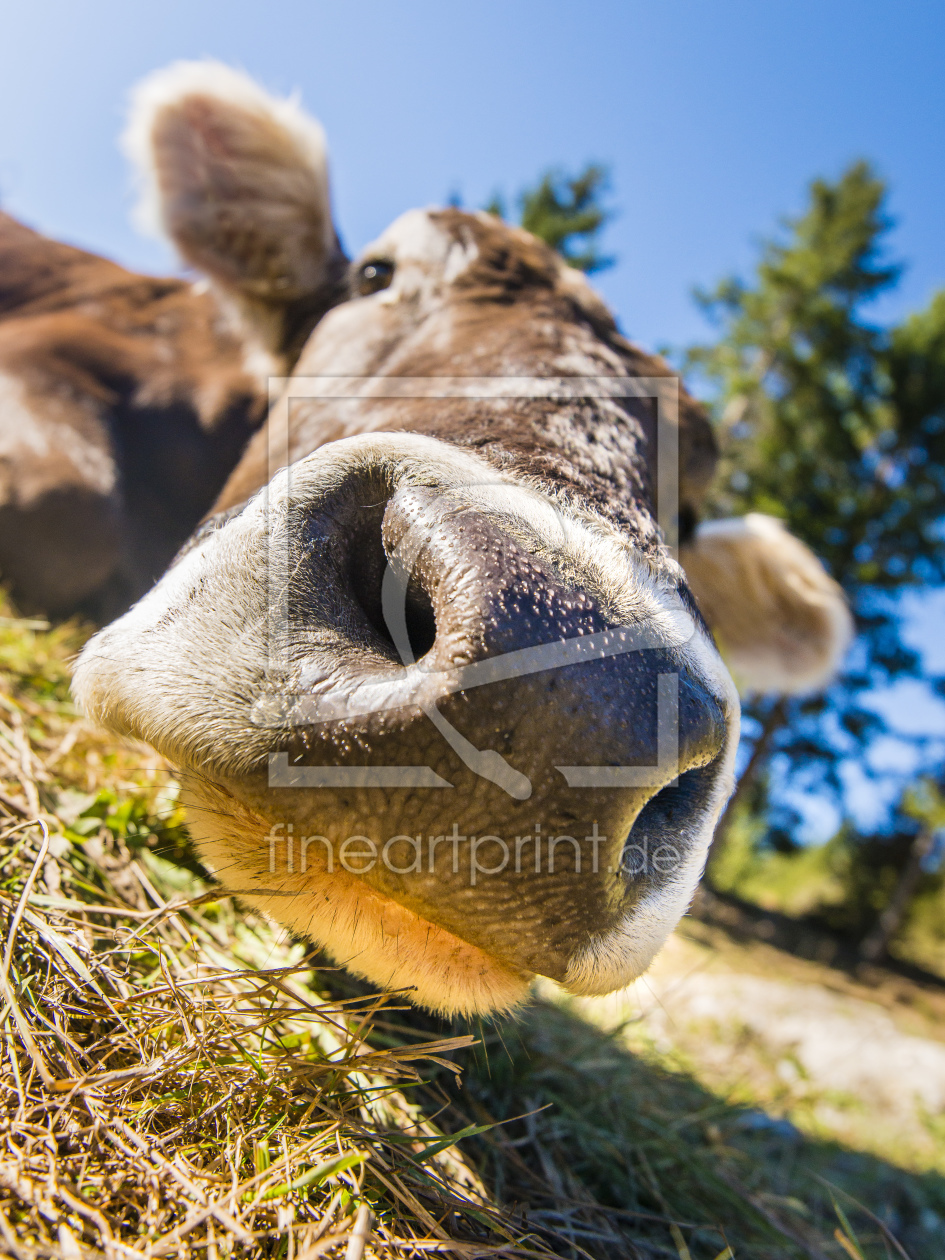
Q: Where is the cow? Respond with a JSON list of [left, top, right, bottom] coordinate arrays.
[[0, 66, 345, 618], [74, 63, 851, 1016]]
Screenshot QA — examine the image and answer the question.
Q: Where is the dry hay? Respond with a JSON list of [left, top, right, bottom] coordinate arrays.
[[0, 817, 507, 1259]]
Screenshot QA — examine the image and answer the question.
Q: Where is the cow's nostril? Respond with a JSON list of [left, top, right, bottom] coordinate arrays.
[[343, 502, 390, 648], [620, 762, 720, 877], [343, 501, 437, 661], [399, 584, 437, 660]]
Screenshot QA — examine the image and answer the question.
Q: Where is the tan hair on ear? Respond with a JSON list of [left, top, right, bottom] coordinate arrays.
[[123, 60, 345, 359], [679, 513, 853, 695]]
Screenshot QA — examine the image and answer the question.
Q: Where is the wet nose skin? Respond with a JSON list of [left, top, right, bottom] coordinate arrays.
[[236, 480, 730, 985]]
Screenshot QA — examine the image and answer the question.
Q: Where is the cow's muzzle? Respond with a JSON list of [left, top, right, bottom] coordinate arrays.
[[73, 434, 739, 1013]]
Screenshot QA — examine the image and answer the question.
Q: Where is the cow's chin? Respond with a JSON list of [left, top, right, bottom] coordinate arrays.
[[179, 773, 533, 1016], [178, 770, 716, 1018]]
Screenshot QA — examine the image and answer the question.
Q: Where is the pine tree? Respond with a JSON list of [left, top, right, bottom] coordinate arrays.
[[684, 163, 945, 956], [485, 163, 614, 273]]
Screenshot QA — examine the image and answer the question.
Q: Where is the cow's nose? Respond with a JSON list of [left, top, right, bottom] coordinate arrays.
[[255, 474, 734, 992], [376, 484, 726, 793]]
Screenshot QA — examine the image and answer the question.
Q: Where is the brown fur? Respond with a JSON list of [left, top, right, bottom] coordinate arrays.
[[0, 210, 274, 617], [216, 209, 717, 552]]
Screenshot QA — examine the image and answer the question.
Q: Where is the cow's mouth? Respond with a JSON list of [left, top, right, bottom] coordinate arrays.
[[177, 770, 535, 1015]]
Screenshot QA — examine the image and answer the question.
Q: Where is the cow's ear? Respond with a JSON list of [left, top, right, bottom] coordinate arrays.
[[679, 513, 853, 695], [124, 61, 345, 359]]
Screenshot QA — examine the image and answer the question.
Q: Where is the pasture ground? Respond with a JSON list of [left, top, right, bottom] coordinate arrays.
[[0, 597, 943, 1259]]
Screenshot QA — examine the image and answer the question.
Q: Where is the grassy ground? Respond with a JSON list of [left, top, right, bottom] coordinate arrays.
[[1, 596, 943, 1258]]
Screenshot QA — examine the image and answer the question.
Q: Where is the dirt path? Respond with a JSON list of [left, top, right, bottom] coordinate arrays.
[[547, 922, 945, 1172]]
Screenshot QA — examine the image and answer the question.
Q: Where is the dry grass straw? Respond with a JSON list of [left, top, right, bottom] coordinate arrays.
[[0, 824, 524, 1259]]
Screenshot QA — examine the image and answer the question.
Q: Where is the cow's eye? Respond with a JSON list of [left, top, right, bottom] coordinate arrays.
[[356, 259, 394, 296]]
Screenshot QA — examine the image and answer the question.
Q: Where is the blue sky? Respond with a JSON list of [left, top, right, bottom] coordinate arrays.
[[3, 0, 945, 836], [1, 0, 943, 353]]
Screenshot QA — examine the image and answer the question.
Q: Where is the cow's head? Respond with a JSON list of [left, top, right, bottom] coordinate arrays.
[[74, 64, 851, 1015]]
